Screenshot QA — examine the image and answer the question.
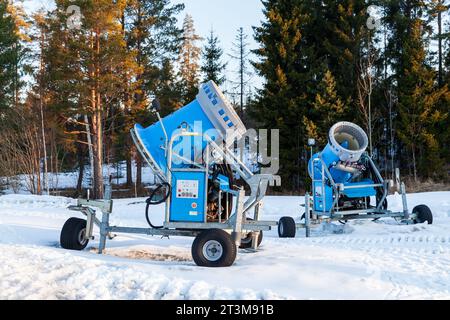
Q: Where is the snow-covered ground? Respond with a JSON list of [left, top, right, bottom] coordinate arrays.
[[0, 191, 449, 300]]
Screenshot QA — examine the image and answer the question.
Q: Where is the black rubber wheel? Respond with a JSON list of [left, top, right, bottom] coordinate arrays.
[[239, 231, 263, 249], [60, 218, 89, 250], [191, 229, 237, 267], [413, 205, 433, 225], [278, 217, 296, 238]]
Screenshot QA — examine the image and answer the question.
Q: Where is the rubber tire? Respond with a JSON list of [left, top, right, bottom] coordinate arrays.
[[239, 231, 263, 249], [192, 229, 237, 267], [278, 217, 296, 238], [413, 205, 433, 225], [60, 218, 89, 250]]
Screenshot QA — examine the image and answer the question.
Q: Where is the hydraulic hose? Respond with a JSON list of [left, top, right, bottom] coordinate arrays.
[[145, 182, 171, 229]]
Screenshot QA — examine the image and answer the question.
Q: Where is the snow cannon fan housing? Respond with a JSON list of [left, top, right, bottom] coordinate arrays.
[[327, 122, 368, 163], [309, 122, 369, 181], [132, 81, 246, 179]]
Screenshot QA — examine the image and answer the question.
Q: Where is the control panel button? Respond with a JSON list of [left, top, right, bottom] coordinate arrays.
[[176, 180, 199, 199]]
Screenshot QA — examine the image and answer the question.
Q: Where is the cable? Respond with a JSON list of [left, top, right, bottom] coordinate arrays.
[[145, 182, 171, 229]]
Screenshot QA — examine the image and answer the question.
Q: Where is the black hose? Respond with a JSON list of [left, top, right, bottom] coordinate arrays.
[[145, 182, 171, 229]]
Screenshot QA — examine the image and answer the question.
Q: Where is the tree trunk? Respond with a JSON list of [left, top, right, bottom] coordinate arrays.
[[92, 110, 104, 199], [412, 144, 417, 182], [84, 114, 94, 186], [136, 155, 142, 186], [438, 10, 442, 87], [90, 29, 104, 199], [39, 28, 49, 195], [126, 145, 133, 187], [34, 127, 42, 195], [76, 139, 84, 194]]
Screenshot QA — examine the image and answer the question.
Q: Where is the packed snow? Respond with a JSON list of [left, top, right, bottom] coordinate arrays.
[[0, 191, 449, 300]]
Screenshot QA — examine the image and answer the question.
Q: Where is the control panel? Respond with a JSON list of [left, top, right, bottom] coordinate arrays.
[[176, 180, 199, 199], [170, 171, 206, 223]]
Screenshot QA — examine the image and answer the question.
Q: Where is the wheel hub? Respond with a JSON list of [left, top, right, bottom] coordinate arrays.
[[78, 229, 88, 246], [202, 240, 223, 261]]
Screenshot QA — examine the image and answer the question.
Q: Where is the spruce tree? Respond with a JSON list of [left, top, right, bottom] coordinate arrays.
[[201, 29, 226, 86], [427, 0, 449, 87], [253, 0, 374, 190], [396, 18, 448, 180], [252, 0, 310, 190], [0, 0, 27, 112], [178, 14, 202, 103], [0, 0, 17, 112], [304, 70, 347, 147], [379, 0, 449, 180]]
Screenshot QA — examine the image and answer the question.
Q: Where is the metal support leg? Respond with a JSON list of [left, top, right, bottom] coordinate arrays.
[[85, 208, 96, 240], [305, 193, 311, 238], [231, 188, 245, 246], [401, 182, 409, 220], [98, 210, 110, 254], [251, 231, 259, 251], [395, 168, 401, 192], [254, 201, 261, 221]]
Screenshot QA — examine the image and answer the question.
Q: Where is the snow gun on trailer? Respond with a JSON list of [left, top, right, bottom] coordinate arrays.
[[61, 81, 280, 267], [277, 121, 433, 238]]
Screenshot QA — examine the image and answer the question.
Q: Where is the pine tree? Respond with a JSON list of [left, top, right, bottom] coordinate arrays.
[[123, 0, 184, 187], [229, 27, 251, 116], [201, 29, 226, 85], [178, 14, 202, 103], [29, 10, 50, 195], [44, 0, 138, 199]]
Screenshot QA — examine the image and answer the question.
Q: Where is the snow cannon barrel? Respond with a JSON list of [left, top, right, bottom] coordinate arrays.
[[131, 81, 246, 178], [309, 122, 369, 183]]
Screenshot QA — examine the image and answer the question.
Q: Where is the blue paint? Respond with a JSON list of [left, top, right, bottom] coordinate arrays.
[[170, 171, 206, 223], [134, 99, 220, 175]]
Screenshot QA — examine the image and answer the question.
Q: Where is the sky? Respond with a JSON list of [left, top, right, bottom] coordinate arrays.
[[21, 0, 267, 97]]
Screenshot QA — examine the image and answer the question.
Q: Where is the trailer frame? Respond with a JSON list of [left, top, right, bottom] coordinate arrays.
[[298, 155, 420, 237]]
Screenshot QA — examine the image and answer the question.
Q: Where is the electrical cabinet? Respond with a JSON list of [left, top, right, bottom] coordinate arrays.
[[170, 171, 206, 222]]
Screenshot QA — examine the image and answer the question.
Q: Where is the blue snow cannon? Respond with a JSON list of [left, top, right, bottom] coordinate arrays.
[[299, 120, 434, 239], [308, 122, 377, 213], [131, 80, 248, 225]]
